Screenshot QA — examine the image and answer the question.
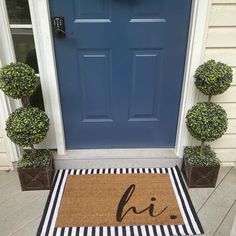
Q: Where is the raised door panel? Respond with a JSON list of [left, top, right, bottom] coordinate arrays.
[[78, 50, 112, 122], [74, 0, 111, 20], [129, 50, 162, 121], [129, 0, 166, 22]]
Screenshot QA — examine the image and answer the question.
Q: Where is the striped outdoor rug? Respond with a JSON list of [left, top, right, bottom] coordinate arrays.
[[37, 166, 204, 236]]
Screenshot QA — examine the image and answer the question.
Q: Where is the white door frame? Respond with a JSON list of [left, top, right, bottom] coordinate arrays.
[[28, 0, 66, 155], [175, 0, 211, 156], [0, 0, 210, 161]]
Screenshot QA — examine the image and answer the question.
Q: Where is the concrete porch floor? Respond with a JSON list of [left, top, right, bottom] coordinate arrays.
[[0, 167, 235, 236]]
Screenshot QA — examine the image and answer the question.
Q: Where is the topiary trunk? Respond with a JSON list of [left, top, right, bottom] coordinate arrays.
[[30, 144, 36, 160], [200, 140, 204, 156], [21, 96, 30, 107]]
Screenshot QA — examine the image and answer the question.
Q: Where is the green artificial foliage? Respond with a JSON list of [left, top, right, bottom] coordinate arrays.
[[186, 102, 227, 142], [194, 59, 233, 96], [6, 107, 49, 147], [17, 149, 51, 168], [0, 62, 51, 170], [0, 62, 39, 99], [184, 145, 220, 167]]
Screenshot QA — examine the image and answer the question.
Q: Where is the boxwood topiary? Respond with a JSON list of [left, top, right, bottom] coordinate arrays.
[[194, 59, 233, 96], [184, 145, 220, 167], [6, 107, 49, 147], [186, 102, 227, 142], [0, 62, 39, 99]]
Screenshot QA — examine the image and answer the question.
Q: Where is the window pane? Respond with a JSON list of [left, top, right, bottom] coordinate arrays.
[[11, 28, 38, 70], [11, 28, 45, 111], [6, 0, 31, 24]]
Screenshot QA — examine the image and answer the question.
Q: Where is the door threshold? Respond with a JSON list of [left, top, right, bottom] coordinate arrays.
[[54, 148, 182, 169]]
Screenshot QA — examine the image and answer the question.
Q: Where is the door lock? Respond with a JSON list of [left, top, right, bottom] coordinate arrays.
[[52, 16, 66, 38]]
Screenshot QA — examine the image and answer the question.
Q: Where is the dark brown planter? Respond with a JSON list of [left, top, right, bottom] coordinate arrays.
[[17, 155, 54, 191], [182, 157, 220, 188]]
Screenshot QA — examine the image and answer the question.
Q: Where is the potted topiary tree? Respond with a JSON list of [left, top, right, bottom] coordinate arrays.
[[182, 60, 233, 188], [0, 62, 53, 190]]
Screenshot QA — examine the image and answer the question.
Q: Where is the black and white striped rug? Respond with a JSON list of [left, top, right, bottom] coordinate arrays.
[[37, 166, 204, 236]]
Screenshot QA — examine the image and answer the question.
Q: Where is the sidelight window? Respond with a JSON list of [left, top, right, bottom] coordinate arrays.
[[5, 0, 45, 110]]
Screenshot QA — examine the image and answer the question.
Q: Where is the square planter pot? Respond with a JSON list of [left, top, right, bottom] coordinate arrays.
[[17, 155, 54, 191], [182, 157, 220, 188]]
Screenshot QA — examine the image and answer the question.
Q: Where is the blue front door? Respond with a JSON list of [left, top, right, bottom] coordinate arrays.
[[50, 0, 192, 149]]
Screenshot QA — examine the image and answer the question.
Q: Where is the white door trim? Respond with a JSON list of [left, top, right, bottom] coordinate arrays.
[[175, 0, 211, 157], [28, 0, 66, 155]]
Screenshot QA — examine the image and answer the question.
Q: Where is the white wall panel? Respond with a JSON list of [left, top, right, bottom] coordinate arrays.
[[212, 86, 236, 103], [209, 5, 236, 26], [207, 27, 236, 47], [205, 49, 236, 67], [213, 0, 236, 3], [0, 139, 6, 153], [226, 119, 236, 134], [220, 104, 236, 118], [210, 134, 236, 148], [214, 149, 236, 162]]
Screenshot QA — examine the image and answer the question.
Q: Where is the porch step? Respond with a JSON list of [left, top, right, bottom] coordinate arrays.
[[53, 148, 182, 169]]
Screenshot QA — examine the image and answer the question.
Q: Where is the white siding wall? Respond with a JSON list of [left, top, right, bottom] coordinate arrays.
[[202, 0, 236, 164], [0, 120, 10, 168]]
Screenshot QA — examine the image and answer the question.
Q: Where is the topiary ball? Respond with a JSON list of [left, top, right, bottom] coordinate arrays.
[[194, 59, 233, 96], [0, 62, 39, 99], [6, 107, 50, 147], [186, 102, 227, 142]]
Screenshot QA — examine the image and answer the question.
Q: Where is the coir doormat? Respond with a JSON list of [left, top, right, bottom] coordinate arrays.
[[37, 166, 204, 236]]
